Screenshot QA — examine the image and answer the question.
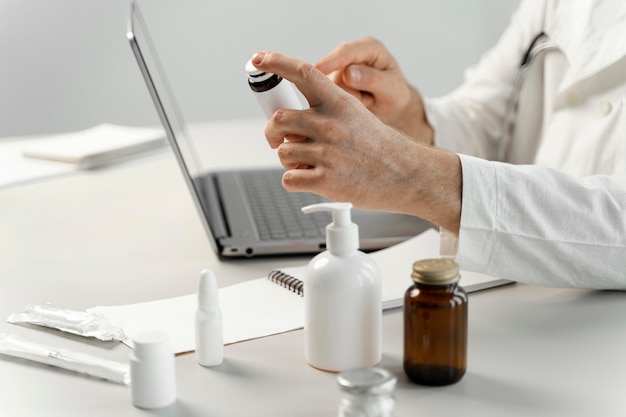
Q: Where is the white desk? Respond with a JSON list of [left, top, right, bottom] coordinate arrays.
[[1, 119, 625, 416]]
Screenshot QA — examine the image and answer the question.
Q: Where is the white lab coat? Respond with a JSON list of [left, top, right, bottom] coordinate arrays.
[[425, 0, 626, 289]]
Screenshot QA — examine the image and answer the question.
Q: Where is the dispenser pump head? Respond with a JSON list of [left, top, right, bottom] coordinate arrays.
[[302, 202, 359, 255]]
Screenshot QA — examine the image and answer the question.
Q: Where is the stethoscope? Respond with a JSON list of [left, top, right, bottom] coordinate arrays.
[[497, 32, 559, 161]]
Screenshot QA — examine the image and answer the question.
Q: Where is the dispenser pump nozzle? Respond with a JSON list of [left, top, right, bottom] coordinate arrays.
[[302, 202, 359, 255]]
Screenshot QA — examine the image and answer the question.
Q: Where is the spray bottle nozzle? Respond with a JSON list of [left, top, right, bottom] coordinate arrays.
[[302, 202, 358, 255]]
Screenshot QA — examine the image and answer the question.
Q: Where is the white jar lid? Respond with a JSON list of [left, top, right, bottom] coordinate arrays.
[[133, 331, 172, 359]]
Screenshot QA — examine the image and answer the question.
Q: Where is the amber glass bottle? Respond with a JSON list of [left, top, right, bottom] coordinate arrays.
[[403, 258, 468, 386]]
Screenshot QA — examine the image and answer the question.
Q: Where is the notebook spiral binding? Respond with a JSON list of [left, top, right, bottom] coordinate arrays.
[[268, 269, 304, 297]]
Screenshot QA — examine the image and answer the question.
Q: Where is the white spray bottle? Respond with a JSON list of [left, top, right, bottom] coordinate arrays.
[[195, 269, 224, 367], [245, 58, 305, 118], [301, 202, 382, 372]]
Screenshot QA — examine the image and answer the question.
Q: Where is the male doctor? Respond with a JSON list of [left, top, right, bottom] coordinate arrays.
[[250, 0, 626, 289]]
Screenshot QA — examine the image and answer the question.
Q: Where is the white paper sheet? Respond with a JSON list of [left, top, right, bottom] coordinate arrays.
[[92, 279, 304, 354]]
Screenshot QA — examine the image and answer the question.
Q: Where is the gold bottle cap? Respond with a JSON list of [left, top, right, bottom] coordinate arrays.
[[411, 258, 460, 285]]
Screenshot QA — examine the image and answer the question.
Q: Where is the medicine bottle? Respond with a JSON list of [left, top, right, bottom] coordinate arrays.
[[195, 268, 224, 367], [337, 367, 397, 417], [130, 331, 177, 409], [245, 58, 304, 118], [403, 258, 467, 386]]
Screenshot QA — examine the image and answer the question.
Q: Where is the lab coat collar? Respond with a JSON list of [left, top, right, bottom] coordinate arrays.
[[547, 0, 626, 94]]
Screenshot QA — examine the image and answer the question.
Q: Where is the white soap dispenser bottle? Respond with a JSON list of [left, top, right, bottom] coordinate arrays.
[[195, 269, 224, 367], [301, 202, 382, 372]]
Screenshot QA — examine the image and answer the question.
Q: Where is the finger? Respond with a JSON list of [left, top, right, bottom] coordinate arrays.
[[342, 64, 386, 94], [342, 65, 383, 109], [277, 140, 319, 170], [281, 166, 325, 195], [327, 70, 361, 98], [251, 51, 335, 109], [284, 133, 307, 142], [315, 36, 391, 75], [359, 91, 375, 109], [264, 108, 311, 149]]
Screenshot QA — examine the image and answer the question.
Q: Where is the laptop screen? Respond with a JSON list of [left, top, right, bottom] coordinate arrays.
[[127, 2, 220, 252]]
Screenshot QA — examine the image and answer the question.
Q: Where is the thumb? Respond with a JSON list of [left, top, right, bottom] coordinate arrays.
[[343, 64, 386, 96]]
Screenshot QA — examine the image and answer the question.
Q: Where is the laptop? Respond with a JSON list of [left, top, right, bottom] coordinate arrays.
[[127, 2, 432, 257]]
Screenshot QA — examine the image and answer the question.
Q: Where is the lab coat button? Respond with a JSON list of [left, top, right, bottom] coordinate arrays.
[[599, 100, 612, 115]]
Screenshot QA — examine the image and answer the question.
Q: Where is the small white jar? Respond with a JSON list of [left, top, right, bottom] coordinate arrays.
[[130, 331, 176, 409]]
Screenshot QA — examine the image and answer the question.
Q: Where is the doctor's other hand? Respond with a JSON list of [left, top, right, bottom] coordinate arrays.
[[315, 37, 433, 145], [250, 51, 461, 234]]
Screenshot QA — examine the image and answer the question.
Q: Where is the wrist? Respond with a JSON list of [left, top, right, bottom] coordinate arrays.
[[395, 86, 434, 146], [407, 147, 462, 235]]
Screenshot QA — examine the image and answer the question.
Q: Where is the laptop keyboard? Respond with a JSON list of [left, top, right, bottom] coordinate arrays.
[[241, 171, 330, 241]]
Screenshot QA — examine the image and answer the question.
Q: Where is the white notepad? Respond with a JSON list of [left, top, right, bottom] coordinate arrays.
[[91, 230, 513, 354], [22, 124, 166, 169]]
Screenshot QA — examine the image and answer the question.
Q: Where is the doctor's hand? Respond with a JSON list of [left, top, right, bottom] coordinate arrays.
[[315, 37, 433, 145], [250, 51, 461, 234]]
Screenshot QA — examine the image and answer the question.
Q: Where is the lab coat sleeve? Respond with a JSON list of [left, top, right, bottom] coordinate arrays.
[[425, 0, 547, 160], [456, 154, 626, 289]]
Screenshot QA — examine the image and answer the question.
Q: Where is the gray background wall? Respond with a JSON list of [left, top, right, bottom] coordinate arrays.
[[0, 0, 519, 138]]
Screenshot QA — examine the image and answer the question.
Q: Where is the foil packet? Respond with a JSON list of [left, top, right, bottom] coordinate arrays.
[[6, 303, 126, 342]]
